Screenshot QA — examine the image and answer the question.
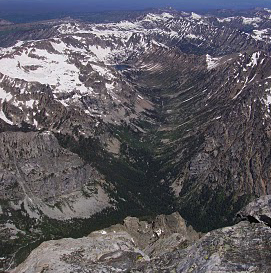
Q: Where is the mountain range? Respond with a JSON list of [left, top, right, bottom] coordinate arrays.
[[1, 7, 271, 271]]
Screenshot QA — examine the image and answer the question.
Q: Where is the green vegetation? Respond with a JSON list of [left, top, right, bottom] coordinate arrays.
[[178, 184, 254, 232]]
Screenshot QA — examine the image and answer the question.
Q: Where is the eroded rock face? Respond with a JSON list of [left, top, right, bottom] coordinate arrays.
[[0, 130, 113, 271], [0, 130, 112, 218], [11, 210, 271, 273]]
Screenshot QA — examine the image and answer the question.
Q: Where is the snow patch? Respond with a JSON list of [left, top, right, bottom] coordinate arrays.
[[105, 82, 115, 90], [206, 54, 221, 70], [0, 45, 88, 94], [252, 29, 270, 41], [161, 12, 174, 19], [91, 64, 115, 80], [191, 12, 202, 20], [247, 52, 260, 67], [155, 228, 163, 236], [217, 17, 234, 23], [89, 45, 112, 62], [242, 17, 262, 27], [186, 33, 203, 40], [25, 99, 36, 108], [264, 88, 271, 108], [0, 87, 13, 102]]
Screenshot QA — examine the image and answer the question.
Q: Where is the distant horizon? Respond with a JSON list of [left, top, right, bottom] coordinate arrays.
[[0, 0, 271, 14], [1, 0, 271, 23]]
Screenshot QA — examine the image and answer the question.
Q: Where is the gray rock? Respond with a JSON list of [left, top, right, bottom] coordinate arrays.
[[11, 212, 199, 273], [145, 221, 271, 273], [0, 130, 113, 271], [11, 211, 271, 273], [111, 212, 200, 256], [0, 131, 111, 219]]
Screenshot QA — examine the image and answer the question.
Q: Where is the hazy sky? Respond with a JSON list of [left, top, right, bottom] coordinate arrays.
[[1, 0, 271, 13]]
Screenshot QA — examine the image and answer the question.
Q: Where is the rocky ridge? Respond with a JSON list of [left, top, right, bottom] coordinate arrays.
[[12, 196, 271, 273]]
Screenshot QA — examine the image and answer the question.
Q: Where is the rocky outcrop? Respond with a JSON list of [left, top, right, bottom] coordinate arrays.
[[11, 212, 199, 273], [11, 209, 271, 273], [145, 221, 271, 273], [237, 195, 271, 227], [107, 212, 200, 256]]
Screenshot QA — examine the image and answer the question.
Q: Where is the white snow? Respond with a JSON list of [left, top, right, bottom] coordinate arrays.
[[206, 54, 221, 70], [186, 33, 203, 40], [252, 29, 270, 41], [0, 45, 88, 94], [264, 88, 271, 108], [242, 17, 262, 27], [266, 95, 271, 105], [91, 64, 115, 80], [151, 39, 169, 49], [155, 228, 163, 236], [88, 45, 111, 62], [263, 88, 271, 114], [161, 12, 174, 19], [191, 12, 202, 20], [144, 13, 164, 22], [116, 21, 138, 29], [248, 74, 256, 84], [57, 22, 83, 34], [247, 52, 260, 67], [217, 17, 234, 23], [105, 82, 115, 90], [0, 87, 13, 102], [50, 40, 67, 53], [25, 99, 36, 108], [233, 76, 249, 100]]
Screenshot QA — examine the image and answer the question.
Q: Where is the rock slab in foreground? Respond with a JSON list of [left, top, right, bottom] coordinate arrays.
[[12, 206, 271, 273]]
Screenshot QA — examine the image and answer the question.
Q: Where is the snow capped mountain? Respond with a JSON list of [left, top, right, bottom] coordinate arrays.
[[0, 10, 269, 129]]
